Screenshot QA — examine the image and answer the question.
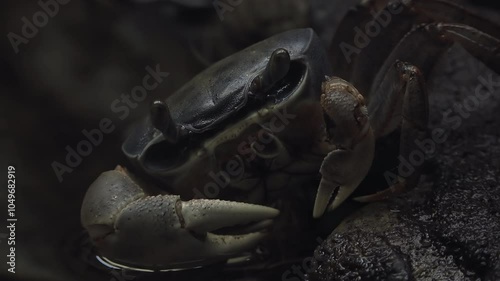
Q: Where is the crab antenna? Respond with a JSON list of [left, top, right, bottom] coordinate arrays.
[[150, 100, 179, 143]]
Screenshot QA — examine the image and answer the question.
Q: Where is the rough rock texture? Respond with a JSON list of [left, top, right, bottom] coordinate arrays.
[[307, 46, 500, 281]]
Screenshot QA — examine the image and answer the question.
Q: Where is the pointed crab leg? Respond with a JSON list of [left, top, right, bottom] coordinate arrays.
[[354, 61, 429, 202], [331, 0, 500, 204]]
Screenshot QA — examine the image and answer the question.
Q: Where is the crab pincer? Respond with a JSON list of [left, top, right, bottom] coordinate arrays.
[[81, 166, 279, 269], [312, 77, 375, 218]]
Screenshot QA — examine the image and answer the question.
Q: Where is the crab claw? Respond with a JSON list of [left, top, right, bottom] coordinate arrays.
[[312, 77, 375, 218], [81, 166, 279, 270]]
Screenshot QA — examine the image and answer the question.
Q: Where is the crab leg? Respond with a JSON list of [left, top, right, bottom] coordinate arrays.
[[355, 60, 429, 202], [328, 3, 374, 80], [331, 0, 500, 97], [345, 4, 500, 202], [410, 0, 500, 73], [424, 23, 500, 73], [81, 166, 279, 269], [412, 0, 500, 39], [355, 17, 500, 200], [363, 20, 498, 137]]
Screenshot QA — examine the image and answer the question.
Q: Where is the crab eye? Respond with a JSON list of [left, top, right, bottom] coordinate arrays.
[[265, 48, 291, 83], [249, 48, 291, 100], [150, 100, 181, 144]]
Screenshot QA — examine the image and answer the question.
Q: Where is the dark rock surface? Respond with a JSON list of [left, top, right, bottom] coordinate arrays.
[[307, 46, 500, 281]]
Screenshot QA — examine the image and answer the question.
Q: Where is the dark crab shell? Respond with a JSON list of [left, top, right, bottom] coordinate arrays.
[[122, 28, 332, 176]]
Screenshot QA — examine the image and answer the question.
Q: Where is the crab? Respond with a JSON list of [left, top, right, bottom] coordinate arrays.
[[81, 0, 500, 274]]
